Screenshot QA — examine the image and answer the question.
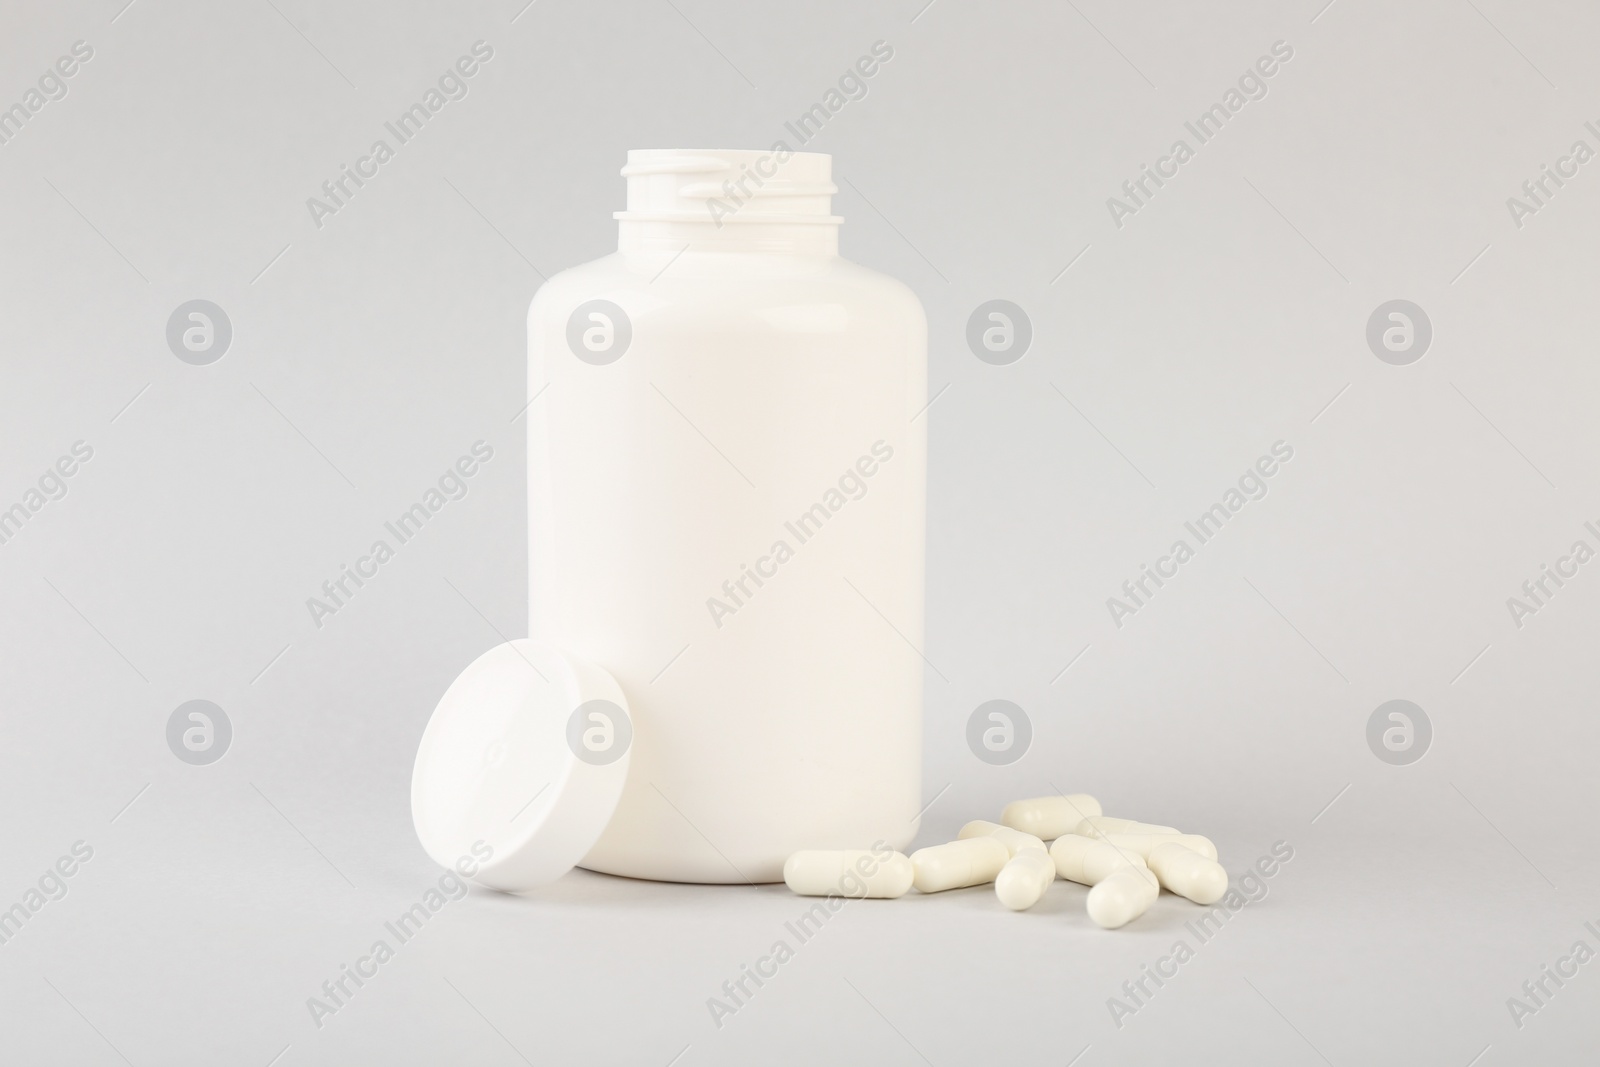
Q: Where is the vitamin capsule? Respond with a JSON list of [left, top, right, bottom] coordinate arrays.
[[959, 820, 1047, 857], [1086, 864, 1159, 929], [999, 794, 1102, 840], [994, 849, 1057, 911], [910, 837, 1009, 893], [1074, 816, 1179, 838], [1096, 832, 1218, 862], [783, 850, 913, 898], [1049, 834, 1149, 886], [1148, 842, 1228, 905]]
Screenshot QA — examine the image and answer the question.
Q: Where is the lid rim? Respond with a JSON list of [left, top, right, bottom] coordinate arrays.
[[410, 639, 632, 893]]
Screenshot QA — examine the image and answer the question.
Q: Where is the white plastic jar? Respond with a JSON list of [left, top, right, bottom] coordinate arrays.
[[526, 149, 928, 883]]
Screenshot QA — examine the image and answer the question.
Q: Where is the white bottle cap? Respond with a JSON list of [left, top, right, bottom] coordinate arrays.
[[410, 639, 632, 892]]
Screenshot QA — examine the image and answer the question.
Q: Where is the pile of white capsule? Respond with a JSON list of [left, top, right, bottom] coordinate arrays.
[[782, 794, 1226, 929]]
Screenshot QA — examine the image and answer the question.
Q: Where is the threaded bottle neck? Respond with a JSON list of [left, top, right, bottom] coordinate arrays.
[[615, 148, 840, 254]]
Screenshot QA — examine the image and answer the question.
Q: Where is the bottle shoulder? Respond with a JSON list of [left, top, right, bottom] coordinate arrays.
[[526, 253, 628, 316], [528, 251, 925, 328]]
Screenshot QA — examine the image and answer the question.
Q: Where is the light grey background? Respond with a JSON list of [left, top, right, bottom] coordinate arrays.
[[2, 0, 1597, 1063]]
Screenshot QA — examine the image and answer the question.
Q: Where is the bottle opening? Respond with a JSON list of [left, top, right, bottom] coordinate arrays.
[[616, 148, 842, 228]]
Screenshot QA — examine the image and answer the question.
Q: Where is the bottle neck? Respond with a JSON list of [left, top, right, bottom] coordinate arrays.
[[614, 148, 842, 257]]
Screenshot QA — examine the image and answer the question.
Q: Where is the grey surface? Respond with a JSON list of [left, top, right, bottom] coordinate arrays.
[[1, 0, 1597, 1063]]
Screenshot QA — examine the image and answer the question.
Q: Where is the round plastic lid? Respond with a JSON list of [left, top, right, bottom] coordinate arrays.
[[411, 639, 632, 892]]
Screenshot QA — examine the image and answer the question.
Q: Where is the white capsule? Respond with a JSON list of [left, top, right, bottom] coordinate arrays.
[[1148, 842, 1228, 904], [1086, 864, 1160, 929], [994, 849, 1057, 911], [783, 849, 913, 898], [1097, 832, 1218, 862], [910, 837, 1009, 893], [999, 794, 1102, 840], [959, 820, 1047, 857], [1049, 834, 1148, 886], [1074, 816, 1179, 838]]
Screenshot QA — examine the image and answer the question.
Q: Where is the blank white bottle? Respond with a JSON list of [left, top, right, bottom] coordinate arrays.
[[528, 149, 928, 883]]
